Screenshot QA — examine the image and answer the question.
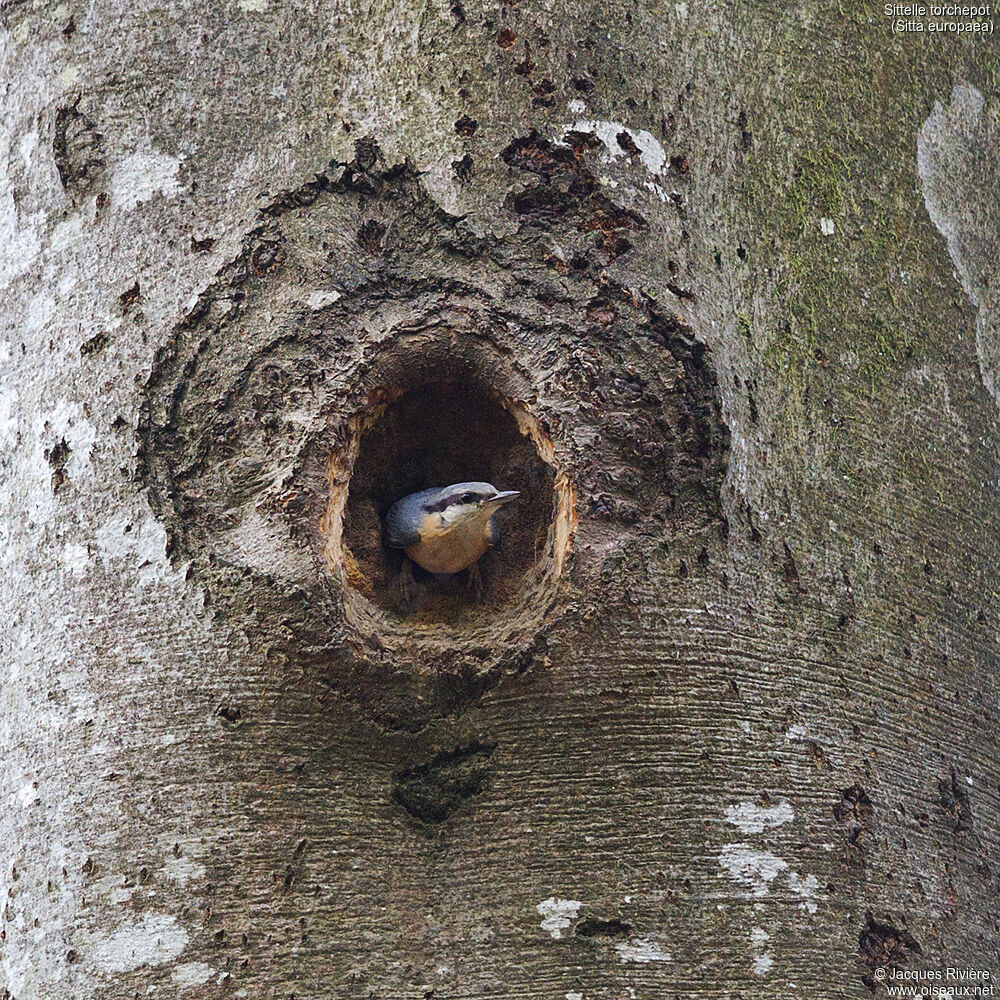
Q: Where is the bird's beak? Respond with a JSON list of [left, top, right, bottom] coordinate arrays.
[[488, 490, 520, 507]]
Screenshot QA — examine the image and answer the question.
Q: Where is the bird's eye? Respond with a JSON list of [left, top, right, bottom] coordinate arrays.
[[460, 492, 474, 504]]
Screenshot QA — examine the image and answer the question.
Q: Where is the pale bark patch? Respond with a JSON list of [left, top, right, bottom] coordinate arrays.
[[918, 83, 1000, 409], [171, 961, 214, 987], [724, 800, 795, 834], [110, 152, 182, 212], [718, 844, 789, 897], [615, 937, 672, 963], [535, 897, 582, 939], [91, 912, 188, 973]]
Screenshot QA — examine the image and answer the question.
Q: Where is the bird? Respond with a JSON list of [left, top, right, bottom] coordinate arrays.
[[385, 482, 520, 600]]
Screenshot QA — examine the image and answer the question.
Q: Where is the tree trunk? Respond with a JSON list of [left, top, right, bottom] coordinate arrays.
[[1, 2, 998, 997]]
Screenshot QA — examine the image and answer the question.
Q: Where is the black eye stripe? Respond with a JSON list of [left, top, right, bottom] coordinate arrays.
[[425, 489, 489, 513], [424, 493, 476, 513]]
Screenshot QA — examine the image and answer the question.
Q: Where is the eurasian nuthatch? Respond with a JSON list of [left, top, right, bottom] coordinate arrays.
[[386, 482, 520, 576]]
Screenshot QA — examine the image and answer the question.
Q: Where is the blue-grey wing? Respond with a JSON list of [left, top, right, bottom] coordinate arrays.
[[487, 516, 500, 547], [386, 508, 421, 548], [386, 491, 434, 548]]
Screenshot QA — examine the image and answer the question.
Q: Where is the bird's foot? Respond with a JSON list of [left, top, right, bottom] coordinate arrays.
[[466, 561, 485, 602], [395, 557, 421, 612]]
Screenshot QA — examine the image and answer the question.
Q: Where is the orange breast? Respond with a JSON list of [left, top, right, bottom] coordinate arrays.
[[406, 519, 491, 575]]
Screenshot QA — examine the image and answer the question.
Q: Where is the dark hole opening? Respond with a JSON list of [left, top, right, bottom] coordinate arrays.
[[342, 380, 555, 617]]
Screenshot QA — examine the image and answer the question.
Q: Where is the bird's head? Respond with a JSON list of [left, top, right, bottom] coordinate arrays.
[[426, 482, 520, 530]]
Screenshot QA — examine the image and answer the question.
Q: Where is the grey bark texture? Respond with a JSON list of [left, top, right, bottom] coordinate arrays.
[[1, 1, 998, 997]]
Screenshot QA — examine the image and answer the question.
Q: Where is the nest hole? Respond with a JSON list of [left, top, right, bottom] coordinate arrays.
[[337, 378, 559, 626]]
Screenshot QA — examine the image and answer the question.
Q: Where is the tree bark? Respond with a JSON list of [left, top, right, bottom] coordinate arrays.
[[1, 2, 998, 998]]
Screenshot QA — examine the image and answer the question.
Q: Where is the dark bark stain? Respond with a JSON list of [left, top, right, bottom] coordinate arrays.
[[357, 218, 386, 255], [44, 439, 71, 493], [737, 108, 753, 150], [615, 129, 641, 164], [858, 913, 921, 993], [278, 838, 308, 895], [531, 78, 556, 108], [833, 784, 873, 847], [782, 541, 804, 595], [118, 281, 142, 310], [392, 742, 496, 824], [250, 240, 283, 274], [452, 153, 474, 183], [500, 131, 646, 261], [217, 704, 242, 724], [574, 917, 631, 938], [513, 55, 535, 79], [80, 331, 110, 356], [665, 280, 695, 301], [53, 98, 104, 195], [669, 153, 690, 175], [937, 766, 974, 835]]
